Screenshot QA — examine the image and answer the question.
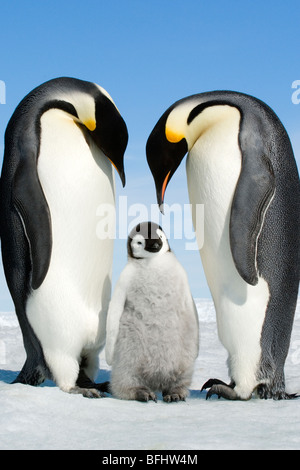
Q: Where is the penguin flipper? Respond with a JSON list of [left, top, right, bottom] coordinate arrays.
[[230, 154, 275, 286], [13, 161, 52, 290]]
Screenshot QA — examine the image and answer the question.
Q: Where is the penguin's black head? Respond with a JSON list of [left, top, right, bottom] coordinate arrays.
[[146, 106, 188, 211], [146, 93, 229, 211], [127, 221, 170, 259], [29, 77, 128, 186], [90, 89, 128, 187]]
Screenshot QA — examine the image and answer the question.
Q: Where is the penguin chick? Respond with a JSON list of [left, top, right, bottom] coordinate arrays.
[[105, 222, 199, 402]]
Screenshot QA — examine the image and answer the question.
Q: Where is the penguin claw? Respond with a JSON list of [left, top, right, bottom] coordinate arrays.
[[256, 383, 300, 400], [76, 369, 110, 395], [163, 389, 188, 403], [205, 388, 218, 400], [163, 394, 180, 403], [135, 388, 157, 403], [278, 392, 300, 400], [93, 381, 110, 394], [69, 386, 104, 398], [290, 394, 300, 400], [83, 388, 104, 399]]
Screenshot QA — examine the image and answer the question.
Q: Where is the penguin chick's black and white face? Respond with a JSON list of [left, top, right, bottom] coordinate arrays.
[[128, 222, 170, 259]]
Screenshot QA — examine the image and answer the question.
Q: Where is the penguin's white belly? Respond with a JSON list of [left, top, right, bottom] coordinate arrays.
[[186, 107, 269, 395], [26, 110, 115, 362]]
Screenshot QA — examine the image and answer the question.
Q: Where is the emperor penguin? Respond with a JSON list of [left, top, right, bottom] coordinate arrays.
[[105, 222, 199, 402], [146, 91, 300, 400], [0, 77, 128, 397]]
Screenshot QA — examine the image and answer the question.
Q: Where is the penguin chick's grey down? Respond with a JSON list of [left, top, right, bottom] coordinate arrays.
[[105, 222, 199, 402]]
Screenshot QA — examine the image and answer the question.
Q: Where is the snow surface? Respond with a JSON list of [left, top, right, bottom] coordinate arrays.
[[0, 299, 299, 450]]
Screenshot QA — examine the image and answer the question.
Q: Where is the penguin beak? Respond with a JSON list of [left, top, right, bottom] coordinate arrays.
[[108, 158, 126, 187], [83, 119, 126, 186], [87, 99, 128, 187], [147, 141, 188, 213], [145, 238, 162, 253], [157, 171, 171, 213]]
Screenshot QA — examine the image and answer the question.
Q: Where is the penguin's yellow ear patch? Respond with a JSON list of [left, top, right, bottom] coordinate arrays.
[[165, 127, 185, 143], [84, 119, 96, 131]]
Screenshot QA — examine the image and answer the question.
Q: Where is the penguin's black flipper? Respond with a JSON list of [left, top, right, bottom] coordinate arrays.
[[230, 154, 275, 286], [13, 160, 52, 290]]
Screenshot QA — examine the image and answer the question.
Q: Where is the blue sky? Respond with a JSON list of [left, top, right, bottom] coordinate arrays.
[[0, 0, 299, 310]]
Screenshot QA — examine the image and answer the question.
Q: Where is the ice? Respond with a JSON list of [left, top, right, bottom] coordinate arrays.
[[0, 299, 299, 450]]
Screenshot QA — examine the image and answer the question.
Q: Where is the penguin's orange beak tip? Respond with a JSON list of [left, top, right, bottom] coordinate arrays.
[[108, 158, 126, 187]]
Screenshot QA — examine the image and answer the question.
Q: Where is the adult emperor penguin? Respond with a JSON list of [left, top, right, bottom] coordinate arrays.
[[0, 77, 128, 397], [146, 91, 300, 400], [105, 222, 199, 402]]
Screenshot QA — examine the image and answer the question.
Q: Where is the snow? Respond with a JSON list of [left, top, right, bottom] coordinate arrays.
[[0, 299, 299, 450]]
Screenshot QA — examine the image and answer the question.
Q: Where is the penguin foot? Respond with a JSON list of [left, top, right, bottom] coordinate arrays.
[[286, 393, 300, 400], [134, 387, 157, 403], [93, 381, 110, 393], [69, 386, 104, 398], [12, 362, 47, 386], [256, 383, 300, 400], [163, 386, 188, 403], [163, 393, 186, 403], [202, 378, 238, 400], [76, 369, 110, 394]]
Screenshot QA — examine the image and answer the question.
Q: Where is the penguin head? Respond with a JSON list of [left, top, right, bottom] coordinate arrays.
[[146, 93, 233, 209], [127, 222, 170, 259], [35, 77, 128, 186], [146, 101, 188, 211], [87, 84, 128, 187]]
